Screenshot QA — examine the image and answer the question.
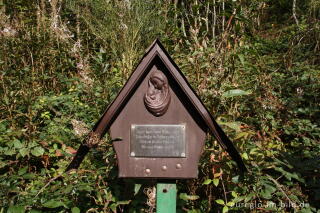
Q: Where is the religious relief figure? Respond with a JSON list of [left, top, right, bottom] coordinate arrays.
[[144, 69, 171, 116]]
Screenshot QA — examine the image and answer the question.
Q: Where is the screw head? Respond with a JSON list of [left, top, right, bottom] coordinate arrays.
[[145, 168, 151, 174], [130, 152, 135, 157], [181, 152, 186, 157], [176, 163, 182, 169], [161, 165, 167, 171]]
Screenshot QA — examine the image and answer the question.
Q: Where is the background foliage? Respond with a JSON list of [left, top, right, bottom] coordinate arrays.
[[0, 0, 319, 212]]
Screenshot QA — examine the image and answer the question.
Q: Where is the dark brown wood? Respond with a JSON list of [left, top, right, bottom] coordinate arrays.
[[66, 39, 247, 175], [110, 64, 207, 178]]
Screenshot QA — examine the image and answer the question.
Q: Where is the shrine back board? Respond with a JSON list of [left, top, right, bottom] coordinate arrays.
[[69, 39, 246, 178]]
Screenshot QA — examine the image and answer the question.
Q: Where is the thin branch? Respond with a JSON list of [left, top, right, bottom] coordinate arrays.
[[181, 1, 187, 37], [213, 0, 216, 46], [220, 176, 228, 204], [293, 0, 299, 25], [222, 0, 225, 32], [35, 171, 67, 197], [205, 1, 209, 34], [266, 174, 298, 210]]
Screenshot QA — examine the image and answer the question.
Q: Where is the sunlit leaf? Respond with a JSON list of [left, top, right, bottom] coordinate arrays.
[[223, 206, 229, 213], [13, 139, 23, 149], [134, 184, 142, 195], [222, 89, 251, 98], [180, 193, 200, 201], [215, 199, 225, 205], [203, 179, 212, 185], [242, 153, 249, 160], [213, 178, 219, 187], [31, 147, 44, 157], [226, 201, 235, 207], [71, 207, 80, 213], [19, 148, 29, 157], [231, 191, 238, 198], [116, 200, 131, 205]]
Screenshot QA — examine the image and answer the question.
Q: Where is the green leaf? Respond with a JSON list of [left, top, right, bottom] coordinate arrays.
[[234, 132, 249, 140], [109, 200, 131, 211], [19, 148, 29, 157], [116, 200, 131, 205], [31, 147, 44, 157], [242, 153, 249, 160], [43, 200, 65, 208], [213, 178, 219, 187], [29, 210, 42, 213], [13, 139, 23, 149], [63, 185, 73, 194], [5, 149, 16, 156], [71, 207, 80, 213], [226, 201, 235, 207], [260, 190, 272, 199], [260, 183, 277, 199], [7, 206, 25, 213], [203, 179, 212, 185], [134, 184, 142, 195], [238, 54, 245, 66], [215, 199, 225, 205], [232, 175, 239, 184], [223, 206, 229, 213], [222, 89, 251, 98], [180, 193, 200, 201], [219, 121, 242, 132], [23, 173, 36, 179], [231, 191, 238, 198], [18, 166, 28, 175], [110, 203, 117, 212], [244, 193, 255, 202], [233, 196, 244, 203]]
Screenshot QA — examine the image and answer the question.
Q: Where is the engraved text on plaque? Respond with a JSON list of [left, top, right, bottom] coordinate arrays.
[[130, 125, 186, 157]]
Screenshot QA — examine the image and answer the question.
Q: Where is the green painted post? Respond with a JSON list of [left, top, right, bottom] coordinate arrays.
[[156, 183, 177, 213]]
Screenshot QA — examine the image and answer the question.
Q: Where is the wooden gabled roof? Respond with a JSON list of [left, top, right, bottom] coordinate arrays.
[[67, 39, 246, 172]]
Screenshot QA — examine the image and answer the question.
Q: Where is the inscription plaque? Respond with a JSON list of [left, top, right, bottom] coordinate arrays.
[[130, 125, 186, 157]]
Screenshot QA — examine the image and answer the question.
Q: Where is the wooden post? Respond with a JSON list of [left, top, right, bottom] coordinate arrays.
[[156, 183, 177, 213]]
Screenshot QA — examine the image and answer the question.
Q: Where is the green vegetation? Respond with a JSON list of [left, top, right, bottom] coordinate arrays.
[[0, 0, 319, 212]]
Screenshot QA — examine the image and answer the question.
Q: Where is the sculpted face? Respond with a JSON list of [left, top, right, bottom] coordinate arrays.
[[144, 70, 171, 116]]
